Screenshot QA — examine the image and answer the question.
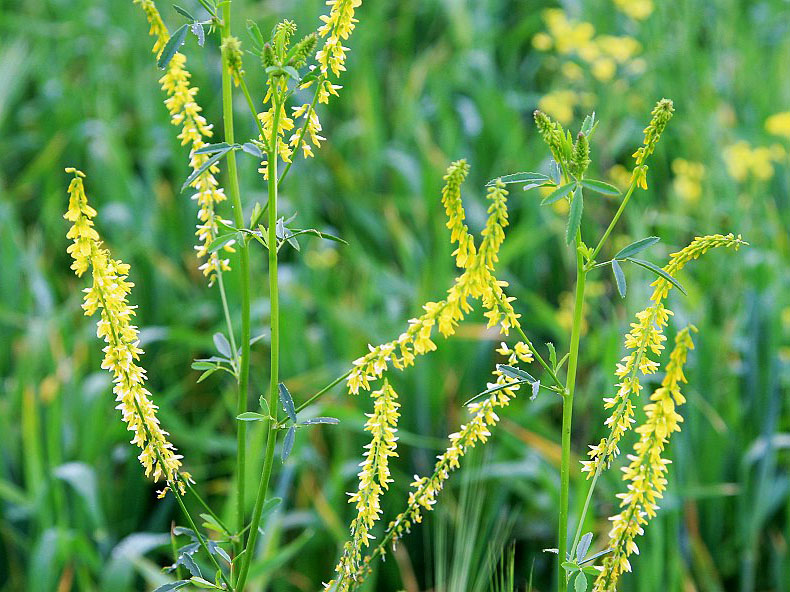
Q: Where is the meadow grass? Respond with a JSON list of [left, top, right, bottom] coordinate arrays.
[[1, 0, 789, 590]]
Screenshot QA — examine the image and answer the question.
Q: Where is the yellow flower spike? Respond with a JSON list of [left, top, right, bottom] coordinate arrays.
[[257, 79, 296, 180], [316, 0, 364, 78], [334, 379, 400, 581], [766, 111, 790, 138], [64, 169, 190, 496], [440, 159, 475, 268], [593, 327, 696, 592], [632, 98, 675, 167], [134, 0, 230, 285], [582, 234, 745, 478], [613, 0, 654, 20]]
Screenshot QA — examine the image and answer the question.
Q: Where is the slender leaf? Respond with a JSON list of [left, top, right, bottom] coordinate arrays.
[[497, 364, 536, 384], [197, 368, 220, 383], [191, 361, 217, 371], [189, 577, 220, 589], [213, 333, 231, 358], [246, 20, 265, 49], [549, 160, 562, 185], [541, 182, 576, 206], [581, 179, 620, 196], [200, 514, 224, 534], [485, 171, 549, 187], [300, 417, 340, 425], [281, 426, 296, 462], [565, 187, 583, 245], [626, 258, 687, 295], [580, 547, 614, 565], [611, 260, 627, 298], [173, 5, 195, 20], [241, 142, 263, 158], [576, 533, 593, 563], [547, 342, 557, 370], [236, 412, 266, 422], [152, 582, 190, 592], [207, 232, 239, 254], [278, 383, 296, 423], [158, 24, 189, 69], [182, 146, 234, 190], [613, 236, 660, 260]]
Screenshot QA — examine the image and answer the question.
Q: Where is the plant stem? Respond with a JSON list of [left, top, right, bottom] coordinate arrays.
[[569, 465, 602, 560], [220, 5, 252, 552], [278, 76, 323, 188], [294, 370, 352, 414], [181, 476, 233, 537], [587, 179, 638, 265], [216, 269, 239, 368], [558, 228, 587, 592], [510, 322, 565, 390], [236, 82, 284, 592]]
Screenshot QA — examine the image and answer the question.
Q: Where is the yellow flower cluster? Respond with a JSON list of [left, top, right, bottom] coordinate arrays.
[[593, 327, 695, 591], [613, 0, 654, 20], [532, 9, 644, 107], [316, 0, 363, 77], [331, 380, 400, 586], [257, 79, 296, 180], [64, 169, 189, 495], [327, 163, 524, 589], [631, 98, 674, 189], [765, 111, 790, 138], [723, 140, 785, 182], [290, 102, 326, 158], [671, 158, 706, 203], [582, 234, 744, 477], [134, 0, 230, 285]]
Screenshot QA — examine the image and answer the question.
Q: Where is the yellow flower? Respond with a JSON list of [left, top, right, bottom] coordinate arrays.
[[64, 169, 190, 496], [317, 0, 364, 77], [765, 111, 790, 138], [134, 0, 230, 285], [597, 35, 642, 64], [532, 32, 553, 51], [613, 0, 654, 20], [257, 79, 296, 179], [538, 90, 577, 125], [582, 234, 745, 477], [671, 158, 705, 203], [594, 327, 695, 591], [592, 57, 617, 82], [723, 140, 781, 182]]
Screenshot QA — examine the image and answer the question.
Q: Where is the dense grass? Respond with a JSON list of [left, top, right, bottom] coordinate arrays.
[[1, 0, 788, 590]]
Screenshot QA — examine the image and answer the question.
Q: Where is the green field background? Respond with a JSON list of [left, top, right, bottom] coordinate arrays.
[[1, 0, 789, 590]]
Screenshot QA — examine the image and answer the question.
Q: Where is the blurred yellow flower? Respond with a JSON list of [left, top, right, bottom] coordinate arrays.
[[592, 57, 617, 81], [613, 0, 654, 20], [608, 164, 633, 190], [538, 90, 577, 125], [671, 158, 705, 203], [765, 111, 790, 138], [724, 140, 781, 182], [532, 32, 553, 51], [597, 35, 642, 63], [561, 61, 585, 81]]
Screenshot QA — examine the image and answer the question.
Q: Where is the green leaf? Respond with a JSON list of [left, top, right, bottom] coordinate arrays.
[[278, 383, 297, 423], [561, 561, 578, 573], [611, 260, 627, 298], [574, 571, 588, 592], [549, 160, 562, 185], [182, 145, 234, 191], [190, 576, 220, 589], [207, 232, 239, 254], [281, 425, 296, 463], [191, 361, 216, 371], [158, 24, 189, 69], [300, 417, 340, 425], [236, 412, 266, 422], [565, 187, 583, 245], [282, 66, 300, 80], [576, 532, 593, 563], [580, 547, 614, 565], [200, 513, 224, 534], [541, 182, 576, 206], [261, 497, 282, 520], [581, 179, 620, 196], [497, 364, 536, 384], [485, 171, 549, 187], [246, 20, 265, 50], [194, 143, 233, 155], [241, 142, 263, 158], [179, 553, 202, 578], [207, 541, 231, 564], [547, 342, 557, 369], [152, 582, 191, 592], [197, 367, 220, 383], [626, 257, 687, 295], [173, 5, 195, 20], [613, 236, 660, 260], [213, 333, 231, 358], [172, 527, 198, 540]]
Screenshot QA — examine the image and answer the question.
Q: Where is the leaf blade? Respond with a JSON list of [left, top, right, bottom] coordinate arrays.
[[614, 236, 660, 260], [611, 259, 627, 298], [158, 24, 189, 70], [626, 258, 687, 295]]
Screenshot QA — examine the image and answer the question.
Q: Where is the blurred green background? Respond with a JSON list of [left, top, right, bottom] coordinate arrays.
[[1, 0, 789, 590]]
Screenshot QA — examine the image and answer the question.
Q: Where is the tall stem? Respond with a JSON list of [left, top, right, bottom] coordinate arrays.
[[220, 4, 252, 547], [236, 84, 283, 592], [558, 228, 587, 591], [588, 179, 637, 265]]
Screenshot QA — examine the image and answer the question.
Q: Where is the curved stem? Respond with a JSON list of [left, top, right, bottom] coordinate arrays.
[[588, 179, 638, 265], [294, 370, 351, 414], [569, 465, 602, 560], [558, 228, 587, 592], [220, 4, 252, 553], [236, 84, 283, 592]]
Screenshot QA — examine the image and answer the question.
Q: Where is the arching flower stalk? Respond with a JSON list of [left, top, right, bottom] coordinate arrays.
[[593, 326, 696, 591], [64, 168, 190, 495], [582, 233, 745, 477], [134, 0, 231, 285]]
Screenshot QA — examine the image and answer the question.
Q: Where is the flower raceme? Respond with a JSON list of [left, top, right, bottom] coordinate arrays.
[[582, 233, 745, 478], [134, 0, 231, 285], [594, 327, 696, 591], [64, 168, 190, 495]]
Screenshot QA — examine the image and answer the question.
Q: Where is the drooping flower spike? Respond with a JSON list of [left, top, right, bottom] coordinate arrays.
[[65, 168, 190, 496]]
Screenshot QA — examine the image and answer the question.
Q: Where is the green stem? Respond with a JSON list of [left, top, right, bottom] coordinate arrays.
[[220, 5, 252, 551], [587, 179, 638, 265], [181, 476, 233, 537], [558, 228, 587, 592], [216, 269, 239, 369], [294, 370, 351, 414], [236, 82, 283, 592], [569, 465, 602, 560], [510, 322, 565, 391]]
